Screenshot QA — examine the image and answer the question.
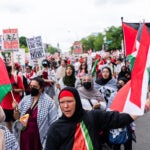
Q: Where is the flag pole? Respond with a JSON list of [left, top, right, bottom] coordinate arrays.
[[11, 90, 19, 111], [121, 17, 126, 67], [11, 90, 15, 101]]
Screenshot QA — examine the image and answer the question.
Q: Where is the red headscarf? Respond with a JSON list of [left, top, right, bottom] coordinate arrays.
[[59, 90, 74, 99]]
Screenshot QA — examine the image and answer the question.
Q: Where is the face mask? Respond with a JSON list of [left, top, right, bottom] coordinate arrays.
[[43, 64, 48, 67], [83, 82, 92, 90], [30, 88, 39, 96]]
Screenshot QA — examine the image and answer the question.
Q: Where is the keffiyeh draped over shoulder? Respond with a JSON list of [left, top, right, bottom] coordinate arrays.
[[0, 125, 19, 150], [15, 92, 58, 148]]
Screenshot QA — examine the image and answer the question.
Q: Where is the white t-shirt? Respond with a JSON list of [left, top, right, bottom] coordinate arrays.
[[73, 62, 81, 71]]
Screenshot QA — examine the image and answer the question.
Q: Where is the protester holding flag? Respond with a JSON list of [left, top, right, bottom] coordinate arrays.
[[13, 77, 58, 150], [1, 65, 24, 132], [110, 77, 134, 150], [110, 23, 150, 116], [45, 87, 138, 150], [0, 58, 12, 102]]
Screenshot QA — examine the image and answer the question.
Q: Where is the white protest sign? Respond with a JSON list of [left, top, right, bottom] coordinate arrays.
[[13, 48, 25, 66], [26, 36, 45, 60], [3, 28, 19, 51]]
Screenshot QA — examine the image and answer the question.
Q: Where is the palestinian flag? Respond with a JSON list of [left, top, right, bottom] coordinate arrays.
[[0, 57, 12, 103], [122, 22, 140, 56], [122, 22, 150, 70], [73, 121, 94, 150], [91, 59, 99, 76], [110, 23, 150, 115]]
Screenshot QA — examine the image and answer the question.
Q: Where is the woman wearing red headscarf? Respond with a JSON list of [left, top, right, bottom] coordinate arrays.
[[45, 87, 138, 150]]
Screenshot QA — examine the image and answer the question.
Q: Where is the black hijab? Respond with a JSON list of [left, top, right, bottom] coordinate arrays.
[[63, 65, 76, 87], [96, 66, 112, 85], [58, 87, 85, 122]]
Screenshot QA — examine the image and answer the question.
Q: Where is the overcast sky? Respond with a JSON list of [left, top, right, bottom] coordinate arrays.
[[0, 0, 149, 52]]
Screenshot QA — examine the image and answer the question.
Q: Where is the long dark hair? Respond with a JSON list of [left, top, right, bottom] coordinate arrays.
[[79, 62, 88, 73]]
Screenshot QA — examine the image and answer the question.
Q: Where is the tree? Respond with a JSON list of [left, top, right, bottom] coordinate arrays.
[[78, 26, 122, 52], [93, 33, 104, 51], [105, 26, 122, 51], [19, 36, 28, 53], [45, 45, 58, 54], [80, 38, 89, 52], [80, 35, 96, 52], [19, 36, 27, 47]]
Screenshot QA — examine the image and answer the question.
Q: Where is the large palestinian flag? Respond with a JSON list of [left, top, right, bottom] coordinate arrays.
[[0, 57, 12, 103], [123, 22, 150, 70], [122, 22, 140, 56], [110, 23, 150, 115]]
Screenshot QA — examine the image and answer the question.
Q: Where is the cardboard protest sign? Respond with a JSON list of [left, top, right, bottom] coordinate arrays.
[[3, 29, 19, 51], [73, 41, 83, 54], [13, 48, 25, 66], [26, 36, 45, 60]]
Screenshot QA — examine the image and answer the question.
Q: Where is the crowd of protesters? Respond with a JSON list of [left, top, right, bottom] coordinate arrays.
[[0, 50, 150, 150]]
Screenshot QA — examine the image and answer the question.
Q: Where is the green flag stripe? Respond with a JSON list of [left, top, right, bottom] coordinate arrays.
[[0, 84, 12, 103], [91, 59, 99, 76], [147, 67, 150, 84], [81, 121, 94, 150], [127, 55, 136, 71]]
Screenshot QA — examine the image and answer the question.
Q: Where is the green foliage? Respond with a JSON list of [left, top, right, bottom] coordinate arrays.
[[93, 33, 104, 51], [45, 46, 58, 54], [105, 26, 122, 51], [19, 36, 58, 54], [19, 36, 28, 53], [79, 26, 122, 52], [19, 36, 27, 47]]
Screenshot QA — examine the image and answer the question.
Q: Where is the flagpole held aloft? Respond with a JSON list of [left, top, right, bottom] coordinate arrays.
[[121, 17, 127, 67]]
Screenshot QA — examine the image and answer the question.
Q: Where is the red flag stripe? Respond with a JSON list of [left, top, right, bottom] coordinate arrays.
[[110, 81, 131, 112], [130, 24, 150, 108], [72, 123, 88, 150], [122, 23, 139, 56], [0, 57, 11, 85]]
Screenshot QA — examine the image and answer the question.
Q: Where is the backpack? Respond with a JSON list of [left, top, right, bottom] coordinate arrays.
[[109, 126, 129, 144]]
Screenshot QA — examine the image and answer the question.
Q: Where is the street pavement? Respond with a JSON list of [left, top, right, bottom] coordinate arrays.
[[133, 111, 150, 150]]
